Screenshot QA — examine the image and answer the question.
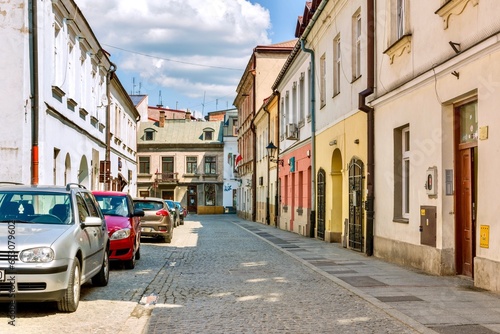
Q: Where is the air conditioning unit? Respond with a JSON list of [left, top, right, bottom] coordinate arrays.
[[286, 123, 298, 140]]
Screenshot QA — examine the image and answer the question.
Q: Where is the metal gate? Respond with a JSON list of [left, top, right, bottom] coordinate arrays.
[[317, 168, 326, 240], [348, 158, 364, 252]]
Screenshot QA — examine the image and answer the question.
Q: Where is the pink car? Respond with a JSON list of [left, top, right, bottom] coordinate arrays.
[[93, 191, 144, 269]]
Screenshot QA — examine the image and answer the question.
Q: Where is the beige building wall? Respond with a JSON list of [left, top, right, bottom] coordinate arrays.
[[372, 0, 500, 291]]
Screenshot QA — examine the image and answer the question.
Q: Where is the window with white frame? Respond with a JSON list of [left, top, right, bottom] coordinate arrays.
[[353, 11, 362, 80], [333, 35, 341, 96], [394, 125, 410, 220], [292, 82, 297, 124], [53, 22, 63, 87], [397, 0, 406, 39], [320, 54, 326, 107], [307, 66, 312, 119], [299, 72, 305, 123]]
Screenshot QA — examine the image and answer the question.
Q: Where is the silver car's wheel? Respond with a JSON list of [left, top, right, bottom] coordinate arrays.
[[57, 258, 80, 312], [92, 249, 109, 286]]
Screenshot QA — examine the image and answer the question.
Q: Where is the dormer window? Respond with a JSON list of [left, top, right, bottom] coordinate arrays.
[[203, 128, 214, 141], [145, 128, 155, 141]]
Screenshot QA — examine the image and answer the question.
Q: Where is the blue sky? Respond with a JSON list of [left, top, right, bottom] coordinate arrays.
[[78, 0, 306, 117]]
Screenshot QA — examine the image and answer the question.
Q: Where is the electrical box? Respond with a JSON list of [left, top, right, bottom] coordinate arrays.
[[420, 206, 437, 247], [425, 167, 437, 196]]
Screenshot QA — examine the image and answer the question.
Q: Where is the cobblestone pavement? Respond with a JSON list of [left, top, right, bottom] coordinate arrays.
[[0, 230, 176, 333], [145, 214, 419, 334]]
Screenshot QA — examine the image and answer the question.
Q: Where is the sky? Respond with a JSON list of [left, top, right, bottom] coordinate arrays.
[[77, 0, 306, 118]]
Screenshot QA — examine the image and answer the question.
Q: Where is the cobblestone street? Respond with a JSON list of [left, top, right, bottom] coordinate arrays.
[[0, 214, 420, 333]]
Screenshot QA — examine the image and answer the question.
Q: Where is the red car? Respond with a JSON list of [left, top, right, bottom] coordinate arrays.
[[93, 191, 144, 269]]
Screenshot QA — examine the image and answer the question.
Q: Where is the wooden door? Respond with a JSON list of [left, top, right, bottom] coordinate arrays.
[[458, 148, 475, 277]]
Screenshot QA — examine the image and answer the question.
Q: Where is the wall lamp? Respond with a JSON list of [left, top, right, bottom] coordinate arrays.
[[329, 139, 337, 146], [266, 141, 284, 166], [449, 41, 461, 54]]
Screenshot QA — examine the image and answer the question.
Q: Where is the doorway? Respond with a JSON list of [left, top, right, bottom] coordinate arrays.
[[455, 100, 478, 277], [187, 185, 197, 213]]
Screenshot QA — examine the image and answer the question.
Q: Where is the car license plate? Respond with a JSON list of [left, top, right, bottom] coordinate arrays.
[[0, 270, 4, 282], [141, 227, 153, 233]]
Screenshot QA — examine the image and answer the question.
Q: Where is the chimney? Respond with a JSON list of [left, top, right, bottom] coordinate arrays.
[[185, 111, 191, 122], [159, 110, 165, 127]]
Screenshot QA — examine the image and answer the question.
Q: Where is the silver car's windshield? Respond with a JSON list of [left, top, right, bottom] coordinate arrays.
[[0, 191, 72, 224]]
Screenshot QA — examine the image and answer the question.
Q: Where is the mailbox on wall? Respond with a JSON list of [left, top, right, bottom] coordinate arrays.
[[425, 167, 438, 196]]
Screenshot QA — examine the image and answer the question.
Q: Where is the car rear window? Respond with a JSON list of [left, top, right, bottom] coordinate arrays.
[[134, 201, 163, 211]]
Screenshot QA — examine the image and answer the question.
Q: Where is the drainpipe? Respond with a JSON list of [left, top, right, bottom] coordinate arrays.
[[29, 0, 39, 185], [299, 0, 329, 238], [301, 40, 316, 238], [358, 0, 375, 256], [264, 104, 270, 225], [105, 61, 117, 191]]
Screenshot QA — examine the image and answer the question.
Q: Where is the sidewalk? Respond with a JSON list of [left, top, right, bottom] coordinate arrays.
[[233, 217, 500, 334]]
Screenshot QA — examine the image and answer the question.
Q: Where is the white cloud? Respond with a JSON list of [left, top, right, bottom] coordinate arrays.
[[77, 0, 272, 110]]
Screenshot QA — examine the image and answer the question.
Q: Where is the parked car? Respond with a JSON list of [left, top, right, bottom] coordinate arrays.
[[173, 201, 186, 225], [164, 199, 180, 227], [133, 197, 174, 243], [93, 191, 144, 269], [0, 183, 109, 312]]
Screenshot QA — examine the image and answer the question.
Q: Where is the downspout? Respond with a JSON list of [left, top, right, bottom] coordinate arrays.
[[264, 104, 270, 225], [300, 0, 329, 238], [29, 0, 39, 185], [105, 61, 117, 191], [251, 54, 257, 222], [275, 91, 280, 228], [358, 0, 375, 256], [301, 40, 316, 238]]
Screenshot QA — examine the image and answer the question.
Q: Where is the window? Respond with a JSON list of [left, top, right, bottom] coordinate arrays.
[[394, 125, 410, 220], [204, 156, 216, 174], [320, 54, 326, 107], [204, 129, 214, 140], [292, 82, 297, 124], [186, 157, 198, 174], [205, 184, 216, 206], [145, 129, 154, 141], [139, 157, 150, 174], [333, 36, 341, 96], [353, 11, 362, 80], [397, 0, 405, 39], [299, 72, 305, 122], [162, 157, 174, 174]]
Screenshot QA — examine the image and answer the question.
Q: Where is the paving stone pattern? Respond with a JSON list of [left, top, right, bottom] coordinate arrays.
[[146, 215, 419, 334]]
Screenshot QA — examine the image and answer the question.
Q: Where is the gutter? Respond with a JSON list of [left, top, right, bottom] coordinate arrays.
[[358, 0, 375, 256], [105, 61, 117, 190], [29, 0, 39, 185], [300, 0, 329, 238]]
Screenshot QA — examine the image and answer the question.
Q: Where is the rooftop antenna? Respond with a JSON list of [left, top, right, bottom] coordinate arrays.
[[138, 82, 142, 94], [202, 91, 206, 116], [216, 99, 218, 111], [157, 91, 163, 108], [132, 77, 136, 95]]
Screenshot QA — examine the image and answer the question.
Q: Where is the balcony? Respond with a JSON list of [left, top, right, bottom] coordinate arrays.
[[155, 172, 179, 184]]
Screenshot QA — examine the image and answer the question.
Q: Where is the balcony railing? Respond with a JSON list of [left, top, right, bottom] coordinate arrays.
[[155, 172, 179, 183]]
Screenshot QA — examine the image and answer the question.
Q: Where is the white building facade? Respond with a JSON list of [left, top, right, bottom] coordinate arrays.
[[0, 0, 138, 191], [372, 0, 500, 292]]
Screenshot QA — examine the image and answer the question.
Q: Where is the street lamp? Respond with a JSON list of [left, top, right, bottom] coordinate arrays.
[[265, 141, 284, 166], [266, 141, 283, 229]]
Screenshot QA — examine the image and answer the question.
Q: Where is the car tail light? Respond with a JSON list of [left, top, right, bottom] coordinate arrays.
[[156, 209, 169, 217], [158, 226, 167, 231]]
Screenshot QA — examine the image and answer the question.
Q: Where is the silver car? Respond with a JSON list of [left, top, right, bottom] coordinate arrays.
[[0, 183, 109, 312]]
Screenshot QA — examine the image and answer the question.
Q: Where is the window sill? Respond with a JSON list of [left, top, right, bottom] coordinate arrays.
[[351, 74, 361, 84], [435, 0, 479, 29], [393, 217, 409, 224], [383, 34, 412, 64]]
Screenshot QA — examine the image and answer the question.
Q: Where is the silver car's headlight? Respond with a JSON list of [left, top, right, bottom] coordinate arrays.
[[111, 228, 131, 240], [20, 247, 54, 263]]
